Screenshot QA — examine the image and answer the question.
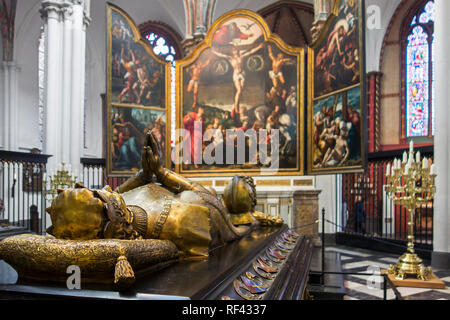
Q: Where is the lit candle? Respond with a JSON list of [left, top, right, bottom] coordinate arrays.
[[386, 163, 391, 177], [402, 152, 407, 163], [416, 151, 421, 163], [430, 164, 436, 175], [410, 140, 414, 153], [422, 157, 428, 169], [391, 164, 395, 176]]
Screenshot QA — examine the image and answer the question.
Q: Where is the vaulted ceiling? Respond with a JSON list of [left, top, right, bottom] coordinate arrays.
[[102, 0, 314, 38]]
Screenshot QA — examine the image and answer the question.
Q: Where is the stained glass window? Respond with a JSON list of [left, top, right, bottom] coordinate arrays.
[[406, 26, 429, 137], [419, 1, 434, 24], [405, 1, 434, 138], [145, 32, 176, 62]]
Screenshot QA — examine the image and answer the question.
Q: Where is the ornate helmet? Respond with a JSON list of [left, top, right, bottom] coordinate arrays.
[[46, 184, 140, 240], [223, 175, 256, 214]]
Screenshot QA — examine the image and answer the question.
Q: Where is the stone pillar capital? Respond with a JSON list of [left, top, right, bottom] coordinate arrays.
[[183, 0, 216, 53], [60, 3, 73, 20], [367, 71, 383, 78], [40, 1, 63, 21]]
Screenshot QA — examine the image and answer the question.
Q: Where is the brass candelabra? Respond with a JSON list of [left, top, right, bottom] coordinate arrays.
[[385, 142, 435, 281], [43, 163, 78, 200]]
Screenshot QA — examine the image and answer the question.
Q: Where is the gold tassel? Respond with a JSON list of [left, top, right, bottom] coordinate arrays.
[[114, 255, 135, 286]]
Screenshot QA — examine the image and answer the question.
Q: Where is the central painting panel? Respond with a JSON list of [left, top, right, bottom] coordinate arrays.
[[176, 10, 304, 176]]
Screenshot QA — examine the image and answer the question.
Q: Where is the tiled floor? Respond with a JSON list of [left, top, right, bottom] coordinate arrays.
[[326, 245, 450, 300]]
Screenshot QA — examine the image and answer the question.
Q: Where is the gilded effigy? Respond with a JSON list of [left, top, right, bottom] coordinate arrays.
[[0, 132, 282, 288]]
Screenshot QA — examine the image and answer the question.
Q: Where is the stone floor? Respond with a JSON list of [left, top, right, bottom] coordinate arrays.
[[325, 245, 450, 300]]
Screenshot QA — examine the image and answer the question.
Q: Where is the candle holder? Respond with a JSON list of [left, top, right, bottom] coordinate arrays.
[[385, 143, 435, 281], [43, 163, 78, 201]]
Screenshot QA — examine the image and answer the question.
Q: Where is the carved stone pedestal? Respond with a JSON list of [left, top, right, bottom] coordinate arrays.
[[293, 190, 322, 247]]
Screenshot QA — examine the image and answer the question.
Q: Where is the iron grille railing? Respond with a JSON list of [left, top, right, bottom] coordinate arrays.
[[337, 146, 434, 253], [0, 151, 51, 236], [81, 158, 129, 190]]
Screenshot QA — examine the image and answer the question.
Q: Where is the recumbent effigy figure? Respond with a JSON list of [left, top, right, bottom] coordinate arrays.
[[46, 132, 278, 257], [0, 132, 282, 286]]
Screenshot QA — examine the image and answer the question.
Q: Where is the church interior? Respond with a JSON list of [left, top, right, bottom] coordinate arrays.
[[0, 0, 449, 302]]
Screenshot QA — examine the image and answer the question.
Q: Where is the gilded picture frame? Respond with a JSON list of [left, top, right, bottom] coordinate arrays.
[[106, 3, 172, 177], [175, 10, 305, 177], [307, 0, 366, 175]]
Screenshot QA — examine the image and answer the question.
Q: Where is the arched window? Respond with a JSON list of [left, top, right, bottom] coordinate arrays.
[[404, 1, 434, 138], [144, 32, 177, 62], [140, 21, 183, 62]]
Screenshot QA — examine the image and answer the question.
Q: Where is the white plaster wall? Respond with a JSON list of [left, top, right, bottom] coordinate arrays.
[[364, 0, 401, 72], [315, 174, 340, 234], [83, 34, 104, 158], [12, 0, 42, 151], [213, 0, 313, 20]]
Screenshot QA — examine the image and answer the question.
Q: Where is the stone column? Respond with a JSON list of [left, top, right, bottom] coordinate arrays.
[[61, 2, 73, 164], [41, 1, 63, 168], [293, 190, 322, 246], [40, 0, 90, 177], [182, 0, 216, 55], [432, 0, 450, 270], [0, 0, 18, 151], [69, 1, 89, 177], [0, 62, 19, 151]]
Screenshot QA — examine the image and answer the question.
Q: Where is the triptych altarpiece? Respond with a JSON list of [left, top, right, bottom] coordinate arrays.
[[105, 1, 365, 177]]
